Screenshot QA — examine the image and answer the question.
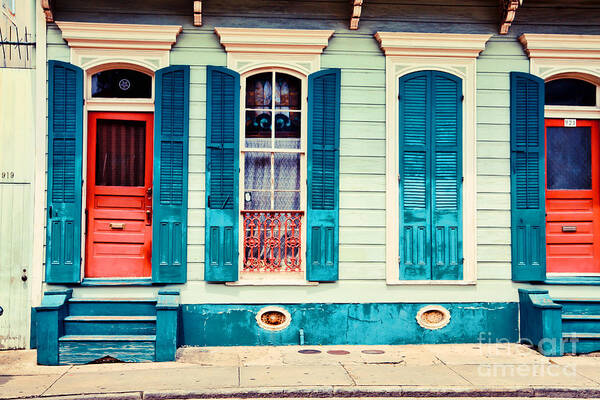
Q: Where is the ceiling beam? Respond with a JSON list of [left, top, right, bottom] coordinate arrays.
[[193, 1, 202, 27], [41, 0, 54, 22], [350, 0, 363, 30], [499, 0, 522, 35]]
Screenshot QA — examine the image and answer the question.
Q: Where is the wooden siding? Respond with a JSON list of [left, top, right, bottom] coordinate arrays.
[[40, 0, 600, 302]]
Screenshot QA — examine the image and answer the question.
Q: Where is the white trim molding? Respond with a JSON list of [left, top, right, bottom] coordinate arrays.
[[55, 21, 182, 71], [377, 32, 490, 285], [215, 27, 334, 74], [375, 32, 492, 58], [520, 34, 600, 119]]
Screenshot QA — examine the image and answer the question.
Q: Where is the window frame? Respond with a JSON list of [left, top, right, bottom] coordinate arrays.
[[236, 67, 309, 284], [376, 32, 489, 285]]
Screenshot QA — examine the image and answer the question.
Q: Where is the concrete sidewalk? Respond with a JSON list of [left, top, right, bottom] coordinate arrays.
[[2, 343, 600, 399]]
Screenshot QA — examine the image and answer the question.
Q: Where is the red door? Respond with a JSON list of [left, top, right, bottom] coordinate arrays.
[[546, 119, 600, 274], [85, 112, 154, 278]]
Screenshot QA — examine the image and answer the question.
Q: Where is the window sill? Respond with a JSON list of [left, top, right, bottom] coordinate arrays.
[[225, 280, 318, 286], [80, 278, 153, 286], [386, 279, 476, 286]]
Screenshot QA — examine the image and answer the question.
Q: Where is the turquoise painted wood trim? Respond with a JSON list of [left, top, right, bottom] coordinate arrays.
[[35, 289, 72, 365], [46, 60, 84, 284], [518, 288, 562, 356], [152, 65, 190, 284], [398, 71, 463, 281], [155, 290, 180, 361], [30, 307, 37, 349], [180, 302, 518, 346], [204, 66, 240, 282], [307, 68, 341, 282], [510, 72, 546, 282], [80, 278, 153, 286], [545, 277, 600, 285]]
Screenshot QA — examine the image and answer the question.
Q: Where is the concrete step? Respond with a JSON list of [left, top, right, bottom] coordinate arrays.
[[68, 298, 157, 316], [562, 332, 600, 354], [554, 298, 600, 315], [64, 315, 156, 336], [58, 334, 156, 365]]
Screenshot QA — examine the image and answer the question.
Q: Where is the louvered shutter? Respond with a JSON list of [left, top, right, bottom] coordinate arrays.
[[510, 72, 546, 282], [399, 71, 431, 280], [431, 72, 463, 280], [398, 71, 463, 280], [152, 65, 190, 283], [46, 60, 84, 283], [307, 69, 341, 282], [204, 66, 239, 282]]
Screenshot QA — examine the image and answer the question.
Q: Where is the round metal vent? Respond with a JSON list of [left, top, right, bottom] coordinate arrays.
[[416, 305, 451, 330], [256, 306, 291, 331]]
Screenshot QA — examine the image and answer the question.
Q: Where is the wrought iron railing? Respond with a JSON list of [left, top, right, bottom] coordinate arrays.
[[242, 210, 303, 272]]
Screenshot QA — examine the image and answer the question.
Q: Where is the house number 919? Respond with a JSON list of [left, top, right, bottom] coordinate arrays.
[[1, 171, 15, 180]]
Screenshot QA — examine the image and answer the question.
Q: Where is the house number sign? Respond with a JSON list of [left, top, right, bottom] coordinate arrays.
[[0, 171, 15, 181], [564, 119, 577, 127]]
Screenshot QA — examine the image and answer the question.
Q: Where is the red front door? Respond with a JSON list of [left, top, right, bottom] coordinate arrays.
[[85, 112, 154, 278], [546, 119, 600, 274]]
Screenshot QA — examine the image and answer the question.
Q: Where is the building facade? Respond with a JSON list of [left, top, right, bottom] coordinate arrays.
[[27, 0, 600, 364]]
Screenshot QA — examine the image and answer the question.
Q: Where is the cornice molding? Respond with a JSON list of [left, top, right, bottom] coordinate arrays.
[[55, 21, 182, 50], [520, 34, 600, 59], [375, 32, 492, 58], [214, 27, 334, 54]]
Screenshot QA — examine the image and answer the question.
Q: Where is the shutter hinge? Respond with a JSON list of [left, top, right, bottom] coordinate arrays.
[[461, 257, 464, 264], [398, 94, 401, 100], [398, 174, 401, 182], [460, 95, 464, 101], [398, 256, 401, 263], [461, 176, 464, 183], [82, 179, 84, 186], [82, 98, 85, 105], [207, 195, 211, 208]]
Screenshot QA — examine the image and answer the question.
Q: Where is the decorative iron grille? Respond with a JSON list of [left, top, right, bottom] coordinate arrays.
[[242, 210, 303, 272]]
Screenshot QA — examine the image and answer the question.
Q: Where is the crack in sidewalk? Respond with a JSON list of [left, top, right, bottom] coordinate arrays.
[[39, 365, 73, 396], [339, 362, 357, 386], [434, 355, 474, 386]]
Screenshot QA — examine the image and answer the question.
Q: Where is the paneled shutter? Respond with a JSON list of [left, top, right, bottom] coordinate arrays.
[[152, 65, 190, 283], [431, 72, 463, 280], [46, 60, 83, 284], [204, 66, 239, 282], [510, 72, 546, 282], [307, 69, 341, 282], [398, 71, 463, 280]]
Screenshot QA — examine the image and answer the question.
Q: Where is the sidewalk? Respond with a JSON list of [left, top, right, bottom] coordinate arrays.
[[2, 343, 600, 399]]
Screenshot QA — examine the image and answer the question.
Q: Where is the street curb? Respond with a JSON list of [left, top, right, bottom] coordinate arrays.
[[6, 386, 600, 399]]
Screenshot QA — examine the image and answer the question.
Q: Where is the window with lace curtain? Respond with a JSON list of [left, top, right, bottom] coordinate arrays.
[[240, 70, 305, 276]]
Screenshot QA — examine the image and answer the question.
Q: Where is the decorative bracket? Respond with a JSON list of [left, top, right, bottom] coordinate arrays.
[[350, 0, 363, 30], [193, 1, 202, 27], [499, 0, 522, 35], [41, 0, 54, 22]]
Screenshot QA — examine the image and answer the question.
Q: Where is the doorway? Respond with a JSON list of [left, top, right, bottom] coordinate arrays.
[[85, 112, 153, 278], [546, 119, 600, 275]]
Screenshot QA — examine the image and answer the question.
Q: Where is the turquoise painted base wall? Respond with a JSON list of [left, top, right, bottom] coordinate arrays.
[[180, 302, 518, 346]]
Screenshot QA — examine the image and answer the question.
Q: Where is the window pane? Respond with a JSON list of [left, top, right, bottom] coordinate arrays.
[[245, 111, 272, 148], [96, 119, 146, 186], [275, 73, 301, 110], [246, 72, 272, 109], [274, 191, 300, 210], [547, 126, 591, 190], [244, 191, 271, 210], [545, 79, 596, 106], [92, 69, 152, 98], [275, 111, 301, 149], [274, 153, 300, 190], [244, 152, 271, 190]]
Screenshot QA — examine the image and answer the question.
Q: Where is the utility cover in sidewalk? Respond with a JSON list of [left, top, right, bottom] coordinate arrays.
[[362, 349, 385, 354], [298, 349, 321, 354], [327, 350, 350, 355]]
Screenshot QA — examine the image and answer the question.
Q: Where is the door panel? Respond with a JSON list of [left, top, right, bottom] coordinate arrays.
[[546, 119, 600, 275], [85, 113, 153, 278]]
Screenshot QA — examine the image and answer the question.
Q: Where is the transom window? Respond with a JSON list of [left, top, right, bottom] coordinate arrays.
[[91, 69, 152, 99], [241, 70, 305, 275], [545, 78, 597, 107]]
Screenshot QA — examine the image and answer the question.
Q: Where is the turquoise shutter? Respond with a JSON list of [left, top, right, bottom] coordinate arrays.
[[307, 69, 341, 282], [152, 65, 190, 284], [399, 72, 431, 280], [510, 72, 546, 282], [46, 60, 83, 284], [204, 66, 239, 282], [398, 71, 463, 280], [431, 72, 463, 280]]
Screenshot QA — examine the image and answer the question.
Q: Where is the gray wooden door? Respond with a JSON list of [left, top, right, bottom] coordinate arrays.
[[0, 183, 32, 349]]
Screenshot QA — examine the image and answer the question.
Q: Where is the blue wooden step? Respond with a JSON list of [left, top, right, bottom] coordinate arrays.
[[554, 298, 600, 315], [68, 298, 157, 316], [562, 332, 600, 354], [64, 315, 156, 336], [58, 335, 156, 365]]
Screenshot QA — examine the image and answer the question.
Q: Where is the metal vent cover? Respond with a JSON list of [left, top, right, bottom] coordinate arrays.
[[256, 306, 291, 331], [416, 305, 451, 330]]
